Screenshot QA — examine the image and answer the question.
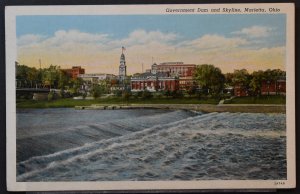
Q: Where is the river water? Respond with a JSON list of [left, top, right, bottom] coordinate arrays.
[[16, 108, 286, 181]]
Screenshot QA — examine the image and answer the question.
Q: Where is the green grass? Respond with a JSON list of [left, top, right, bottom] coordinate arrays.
[[16, 97, 220, 108], [224, 95, 286, 104]]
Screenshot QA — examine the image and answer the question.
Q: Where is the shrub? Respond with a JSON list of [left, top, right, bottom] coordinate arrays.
[[122, 91, 132, 100], [142, 90, 153, 99], [113, 90, 122, 97], [48, 91, 55, 101], [171, 90, 184, 98]]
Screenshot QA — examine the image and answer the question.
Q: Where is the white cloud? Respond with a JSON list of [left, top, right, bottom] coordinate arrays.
[[110, 29, 178, 48], [17, 29, 285, 74], [42, 30, 109, 47], [17, 34, 46, 46], [183, 34, 248, 50], [231, 26, 273, 38]]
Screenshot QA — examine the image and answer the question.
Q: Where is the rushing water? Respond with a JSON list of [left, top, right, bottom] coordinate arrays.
[[16, 108, 286, 181]]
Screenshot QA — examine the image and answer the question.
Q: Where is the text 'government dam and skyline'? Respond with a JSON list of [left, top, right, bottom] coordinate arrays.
[[15, 13, 287, 182]]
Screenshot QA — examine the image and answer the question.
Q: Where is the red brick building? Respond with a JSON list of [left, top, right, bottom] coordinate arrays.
[[234, 84, 249, 97], [146, 62, 196, 90], [261, 78, 286, 95], [234, 77, 286, 97], [131, 72, 179, 92], [62, 66, 85, 79]]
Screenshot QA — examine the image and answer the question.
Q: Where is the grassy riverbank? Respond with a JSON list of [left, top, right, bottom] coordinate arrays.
[[16, 95, 286, 109], [224, 96, 286, 104], [16, 97, 220, 108]]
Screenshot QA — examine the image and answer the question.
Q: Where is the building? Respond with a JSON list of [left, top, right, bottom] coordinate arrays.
[[119, 47, 127, 83], [133, 61, 196, 92], [261, 77, 286, 95], [131, 72, 179, 92], [233, 77, 286, 97], [234, 84, 249, 97], [62, 66, 85, 79], [78, 73, 117, 84], [155, 62, 196, 90]]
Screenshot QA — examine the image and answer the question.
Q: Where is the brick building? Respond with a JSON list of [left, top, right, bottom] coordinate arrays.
[[143, 62, 196, 90], [234, 84, 249, 97], [234, 77, 286, 97], [261, 77, 286, 95], [131, 72, 179, 92], [62, 66, 85, 79]]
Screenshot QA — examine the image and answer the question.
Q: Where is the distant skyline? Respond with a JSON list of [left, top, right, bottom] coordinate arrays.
[[17, 14, 286, 74]]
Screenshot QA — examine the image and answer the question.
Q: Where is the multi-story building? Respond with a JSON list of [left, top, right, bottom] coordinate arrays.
[[261, 77, 286, 95], [131, 72, 179, 92], [62, 66, 85, 79], [141, 62, 196, 91], [234, 77, 286, 97], [154, 62, 196, 90]]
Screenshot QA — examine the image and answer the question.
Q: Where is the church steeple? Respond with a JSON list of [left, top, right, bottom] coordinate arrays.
[[119, 47, 126, 82]]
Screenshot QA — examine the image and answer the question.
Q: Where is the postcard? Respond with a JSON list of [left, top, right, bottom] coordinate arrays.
[[5, 3, 295, 191]]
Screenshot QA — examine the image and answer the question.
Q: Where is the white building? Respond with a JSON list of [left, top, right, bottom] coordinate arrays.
[[78, 73, 117, 84]]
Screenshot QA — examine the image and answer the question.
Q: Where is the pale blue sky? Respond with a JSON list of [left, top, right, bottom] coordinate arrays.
[[16, 14, 287, 74], [17, 14, 286, 48]]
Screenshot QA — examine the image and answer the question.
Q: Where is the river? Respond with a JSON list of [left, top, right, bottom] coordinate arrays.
[[16, 108, 286, 181]]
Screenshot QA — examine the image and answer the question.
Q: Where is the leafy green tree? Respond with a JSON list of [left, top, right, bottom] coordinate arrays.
[[186, 86, 196, 97], [98, 80, 110, 94], [263, 69, 286, 81], [69, 78, 83, 95], [224, 72, 234, 86], [58, 70, 70, 89], [232, 69, 251, 87], [193, 64, 225, 95], [42, 65, 60, 88], [249, 70, 264, 96], [27, 68, 38, 88], [249, 69, 285, 96], [90, 84, 103, 99]]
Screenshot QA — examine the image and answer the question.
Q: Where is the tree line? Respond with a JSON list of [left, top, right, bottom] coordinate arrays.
[[193, 64, 286, 97], [16, 63, 286, 99], [16, 64, 83, 95]]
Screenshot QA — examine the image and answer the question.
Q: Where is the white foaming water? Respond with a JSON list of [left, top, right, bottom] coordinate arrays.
[[17, 110, 286, 181]]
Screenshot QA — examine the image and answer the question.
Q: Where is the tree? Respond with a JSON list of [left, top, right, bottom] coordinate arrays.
[[90, 84, 103, 99], [249, 70, 264, 96], [186, 85, 196, 97], [232, 69, 251, 87], [58, 70, 70, 89], [42, 65, 60, 89], [27, 68, 38, 88], [193, 64, 225, 95], [249, 69, 286, 96], [224, 72, 234, 86]]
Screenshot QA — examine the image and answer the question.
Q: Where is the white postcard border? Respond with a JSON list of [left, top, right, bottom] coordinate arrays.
[[5, 3, 295, 191]]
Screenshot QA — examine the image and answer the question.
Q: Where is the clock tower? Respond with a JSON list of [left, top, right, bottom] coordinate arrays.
[[119, 47, 127, 83]]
